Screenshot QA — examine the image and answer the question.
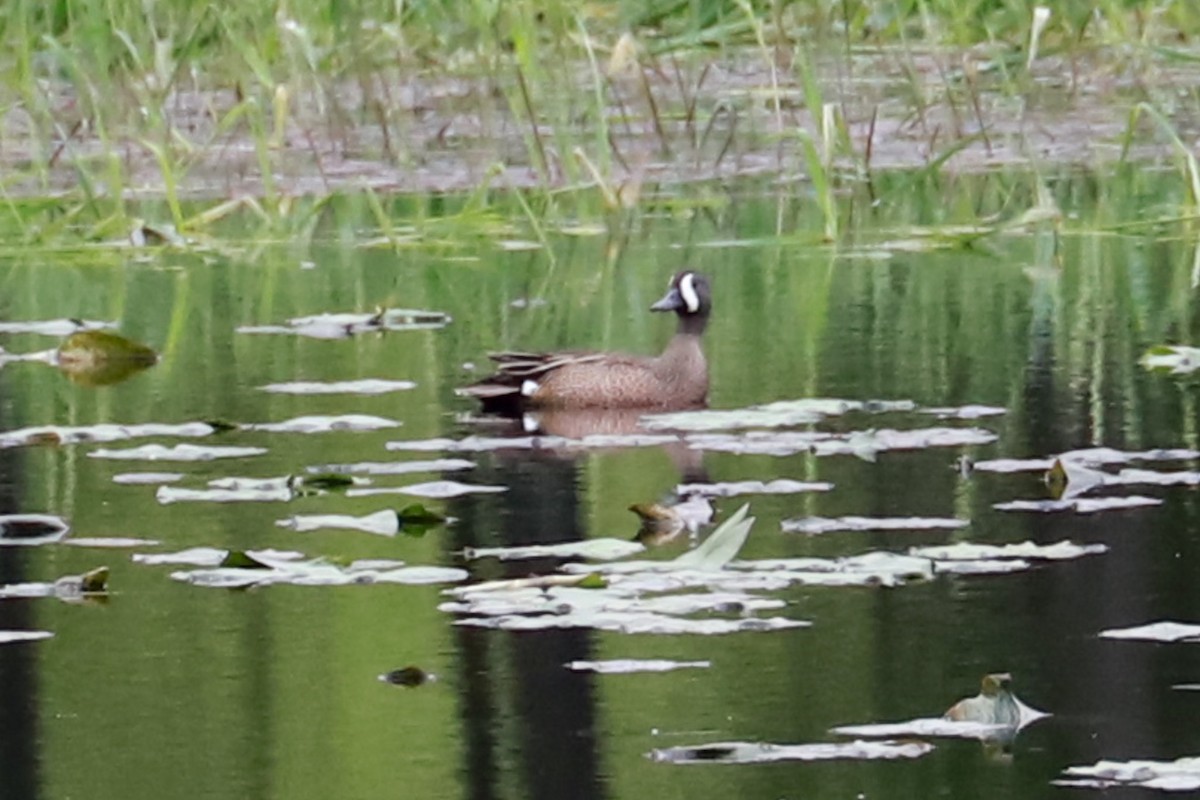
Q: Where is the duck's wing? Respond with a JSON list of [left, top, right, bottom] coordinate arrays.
[[455, 350, 608, 413]]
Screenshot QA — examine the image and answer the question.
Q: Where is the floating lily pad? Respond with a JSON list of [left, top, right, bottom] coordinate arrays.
[[975, 447, 1200, 473], [1056, 757, 1200, 791], [56, 330, 158, 386], [133, 547, 305, 567], [688, 427, 997, 458], [0, 566, 110, 602], [0, 422, 215, 450], [113, 472, 185, 485], [237, 308, 450, 339], [0, 319, 111, 336], [258, 379, 417, 395], [169, 557, 467, 588], [348, 480, 506, 499], [676, 479, 833, 497], [782, 516, 969, 535], [919, 405, 1007, 419], [455, 612, 805, 635], [276, 510, 402, 536], [642, 398, 917, 432], [993, 496, 1161, 513], [566, 659, 710, 673], [835, 673, 1047, 742], [910, 540, 1107, 561], [305, 458, 475, 476], [1099, 621, 1200, 642], [1142, 344, 1200, 374], [243, 414, 400, 434], [463, 538, 645, 562], [385, 433, 678, 453], [64, 537, 160, 548], [157, 485, 294, 504], [0, 631, 53, 645], [396, 504, 447, 535], [0, 514, 70, 546], [648, 739, 933, 765], [89, 444, 267, 461]]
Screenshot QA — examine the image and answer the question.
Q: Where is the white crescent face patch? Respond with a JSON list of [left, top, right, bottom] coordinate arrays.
[[679, 272, 700, 313]]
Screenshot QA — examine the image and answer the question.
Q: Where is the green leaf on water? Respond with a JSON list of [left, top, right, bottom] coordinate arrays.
[[576, 573, 608, 589], [219, 550, 272, 569], [397, 503, 446, 537], [56, 330, 157, 386]]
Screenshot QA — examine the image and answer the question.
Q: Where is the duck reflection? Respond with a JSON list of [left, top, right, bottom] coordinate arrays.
[[446, 405, 712, 800]]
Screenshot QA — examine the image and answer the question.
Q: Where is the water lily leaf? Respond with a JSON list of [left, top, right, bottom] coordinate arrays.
[[782, 516, 968, 535], [348, 480, 506, 499], [243, 415, 400, 434], [0, 514, 70, 546], [1142, 344, 1200, 374], [379, 666, 435, 687], [463, 538, 645, 562], [385, 433, 678, 453], [676, 479, 833, 497], [397, 503, 445, 527], [976, 447, 1200, 473], [276, 510, 401, 536], [258, 379, 416, 395], [1056, 757, 1200, 791], [0, 422, 216, 450], [113, 472, 185, 485], [642, 398, 917, 432], [919, 405, 1006, 419], [566, 659, 710, 674], [1111, 468, 1200, 487], [56, 330, 157, 386], [306, 458, 475, 476], [994, 496, 1161, 513], [64, 537, 160, 548], [0, 319, 111, 336], [0, 631, 54, 645], [1099, 621, 1200, 642], [167, 555, 467, 589], [237, 308, 450, 339], [972, 458, 1055, 473], [648, 739, 933, 764], [910, 540, 1107, 561], [157, 485, 294, 504], [220, 551, 273, 569], [133, 547, 305, 567], [689, 427, 997, 457], [89, 444, 267, 461], [0, 566, 109, 601], [455, 612, 805, 635], [292, 473, 357, 491]]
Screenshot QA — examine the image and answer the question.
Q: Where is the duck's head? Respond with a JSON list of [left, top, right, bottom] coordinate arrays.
[[651, 270, 711, 317]]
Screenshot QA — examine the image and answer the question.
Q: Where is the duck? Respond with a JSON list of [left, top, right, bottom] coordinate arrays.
[[458, 270, 711, 414]]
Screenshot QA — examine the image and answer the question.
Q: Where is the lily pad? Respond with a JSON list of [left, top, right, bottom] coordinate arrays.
[[782, 516, 969, 535], [88, 444, 267, 461], [0, 422, 216, 449], [133, 547, 306, 567], [648, 739, 933, 765], [1098, 621, 1200, 642], [1057, 757, 1200, 791], [1142, 344, 1200, 374], [258, 379, 417, 394], [565, 659, 710, 673], [0, 514, 70, 546], [64, 537, 160, 548], [276, 510, 403, 536], [347, 480, 506, 499], [113, 472, 185, 485], [0, 319, 111, 336], [919, 405, 1006, 419], [688, 427, 997, 458], [56, 330, 157, 386], [237, 308, 450, 339], [993, 496, 1161, 513], [157, 485, 294, 504], [642, 398, 917, 432], [243, 415, 400, 434], [464, 538, 645, 562], [910, 540, 1107, 561], [168, 556, 468, 588], [305, 458, 475, 476], [0, 567, 110, 602], [0, 631, 54, 645], [676, 479, 833, 497]]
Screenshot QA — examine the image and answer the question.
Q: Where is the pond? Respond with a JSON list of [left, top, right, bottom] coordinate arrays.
[[2, 169, 1200, 799]]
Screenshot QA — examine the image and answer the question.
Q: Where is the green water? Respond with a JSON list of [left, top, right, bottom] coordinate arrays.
[[1, 171, 1199, 800]]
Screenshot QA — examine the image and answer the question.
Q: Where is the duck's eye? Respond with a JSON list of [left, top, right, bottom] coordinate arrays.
[[679, 272, 699, 313]]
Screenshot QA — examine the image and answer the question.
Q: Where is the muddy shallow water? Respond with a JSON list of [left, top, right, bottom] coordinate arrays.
[[1, 172, 1200, 799]]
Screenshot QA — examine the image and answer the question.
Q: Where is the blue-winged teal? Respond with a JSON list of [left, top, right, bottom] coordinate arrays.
[[459, 270, 711, 413]]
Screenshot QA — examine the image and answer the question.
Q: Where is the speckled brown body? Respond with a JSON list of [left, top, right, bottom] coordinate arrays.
[[459, 271, 712, 414]]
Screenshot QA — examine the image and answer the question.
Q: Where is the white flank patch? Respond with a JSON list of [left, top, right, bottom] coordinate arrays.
[[679, 273, 700, 313], [521, 379, 540, 397]]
